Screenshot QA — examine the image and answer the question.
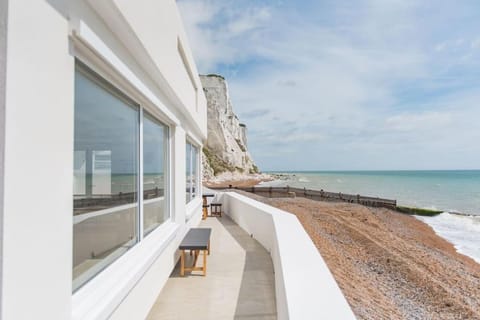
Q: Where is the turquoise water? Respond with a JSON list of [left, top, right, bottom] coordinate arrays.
[[263, 170, 480, 263], [266, 170, 480, 215]]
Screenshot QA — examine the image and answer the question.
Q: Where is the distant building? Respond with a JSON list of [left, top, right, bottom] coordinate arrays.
[[0, 0, 206, 319]]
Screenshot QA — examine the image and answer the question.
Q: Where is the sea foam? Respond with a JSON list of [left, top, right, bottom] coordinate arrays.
[[417, 213, 480, 264]]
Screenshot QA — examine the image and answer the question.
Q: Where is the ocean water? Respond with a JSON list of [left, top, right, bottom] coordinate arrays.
[[263, 170, 480, 263]]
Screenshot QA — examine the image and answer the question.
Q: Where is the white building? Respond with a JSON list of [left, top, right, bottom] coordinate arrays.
[[1, 1, 358, 319], [1, 1, 207, 319]]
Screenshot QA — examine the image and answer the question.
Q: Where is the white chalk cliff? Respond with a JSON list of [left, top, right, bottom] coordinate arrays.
[[200, 74, 258, 180]]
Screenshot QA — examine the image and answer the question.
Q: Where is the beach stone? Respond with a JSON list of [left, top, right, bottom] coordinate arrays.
[[234, 190, 480, 320]]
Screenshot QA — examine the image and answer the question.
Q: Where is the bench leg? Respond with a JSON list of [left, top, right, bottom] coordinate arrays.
[[203, 249, 207, 276], [180, 250, 185, 276], [192, 250, 199, 267], [179, 248, 209, 276]]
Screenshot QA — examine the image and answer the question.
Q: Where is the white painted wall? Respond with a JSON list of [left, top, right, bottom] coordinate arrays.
[[173, 127, 187, 224], [3, 1, 74, 319], [2, 0, 206, 319], [112, 0, 206, 127], [221, 192, 356, 320], [0, 0, 8, 317]]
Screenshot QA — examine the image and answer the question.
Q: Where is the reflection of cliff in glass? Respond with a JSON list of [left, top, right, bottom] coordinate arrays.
[[73, 62, 139, 292]]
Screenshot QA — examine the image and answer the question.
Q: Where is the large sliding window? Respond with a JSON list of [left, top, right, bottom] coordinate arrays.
[[143, 112, 168, 236], [186, 141, 198, 203], [73, 61, 169, 291]]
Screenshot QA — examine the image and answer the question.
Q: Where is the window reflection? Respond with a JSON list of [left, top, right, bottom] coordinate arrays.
[[186, 143, 191, 202], [191, 146, 197, 199], [73, 63, 139, 291], [186, 142, 198, 203], [143, 112, 169, 236]]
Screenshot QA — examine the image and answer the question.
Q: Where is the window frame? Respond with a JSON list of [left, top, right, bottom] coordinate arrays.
[[73, 61, 142, 292], [141, 109, 170, 237], [73, 59, 172, 292], [71, 21, 185, 319], [185, 139, 200, 204]]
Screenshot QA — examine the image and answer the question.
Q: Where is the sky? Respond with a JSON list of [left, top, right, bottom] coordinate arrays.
[[177, 0, 480, 171]]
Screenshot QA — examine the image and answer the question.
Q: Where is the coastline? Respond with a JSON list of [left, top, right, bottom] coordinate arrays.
[[203, 172, 273, 188], [234, 190, 480, 319], [263, 170, 480, 216], [256, 171, 480, 264], [205, 172, 480, 265]]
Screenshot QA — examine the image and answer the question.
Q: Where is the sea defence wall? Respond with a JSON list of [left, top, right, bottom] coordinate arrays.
[[218, 191, 356, 320]]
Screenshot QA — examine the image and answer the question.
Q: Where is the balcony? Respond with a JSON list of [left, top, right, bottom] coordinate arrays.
[[147, 213, 276, 319], [147, 191, 355, 319]]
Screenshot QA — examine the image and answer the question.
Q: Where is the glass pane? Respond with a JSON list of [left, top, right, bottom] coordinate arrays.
[[73, 63, 139, 292], [186, 143, 191, 203], [143, 112, 168, 236], [191, 146, 197, 199], [74, 150, 86, 195]]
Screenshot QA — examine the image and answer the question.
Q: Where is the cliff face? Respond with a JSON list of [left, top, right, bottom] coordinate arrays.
[[200, 74, 258, 180]]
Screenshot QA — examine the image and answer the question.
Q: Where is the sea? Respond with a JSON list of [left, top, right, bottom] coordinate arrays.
[[261, 170, 480, 264]]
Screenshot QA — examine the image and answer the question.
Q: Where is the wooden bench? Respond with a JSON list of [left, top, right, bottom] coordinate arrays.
[[179, 228, 212, 276]]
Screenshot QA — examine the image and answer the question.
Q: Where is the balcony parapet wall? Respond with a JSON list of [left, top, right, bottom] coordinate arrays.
[[218, 191, 356, 320]]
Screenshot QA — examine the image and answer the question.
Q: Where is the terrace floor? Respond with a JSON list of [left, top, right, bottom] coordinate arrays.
[[147, 215, 277, 320]]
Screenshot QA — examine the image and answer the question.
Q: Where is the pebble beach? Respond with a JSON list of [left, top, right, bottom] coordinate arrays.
[[236, 190, 480, 320]]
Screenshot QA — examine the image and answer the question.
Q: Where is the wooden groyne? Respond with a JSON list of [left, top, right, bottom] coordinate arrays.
[[213, 185, 397, 210]]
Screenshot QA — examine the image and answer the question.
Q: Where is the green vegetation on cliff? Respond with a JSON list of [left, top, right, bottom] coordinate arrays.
[[203, 147, 236, 175], [249, 165, 259, 174]]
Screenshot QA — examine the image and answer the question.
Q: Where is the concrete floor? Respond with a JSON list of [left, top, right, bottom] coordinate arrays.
[[147, 215, 277, 320]]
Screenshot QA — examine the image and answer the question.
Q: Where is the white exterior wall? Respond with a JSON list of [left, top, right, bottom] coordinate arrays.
[[3, 1, 74, 319], [220, 192, 356, 320], [0, 0, 8, 315], [2, 1, 206, 319]]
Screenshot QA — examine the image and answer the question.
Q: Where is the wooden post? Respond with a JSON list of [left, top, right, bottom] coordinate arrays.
[[180, 250, 185, 276], [202, 196, 208, 220]]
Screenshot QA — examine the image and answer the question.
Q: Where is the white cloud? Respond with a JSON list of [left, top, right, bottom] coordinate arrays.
[[385, 112, 452, 132], [471, 38, 480, 49], [178, 0, 480, 170], [177, 0, 272, 70], [226, 7, 271, 35]]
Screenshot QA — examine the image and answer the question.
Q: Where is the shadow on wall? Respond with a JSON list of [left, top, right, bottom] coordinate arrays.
[[45, 0, 69, 18]]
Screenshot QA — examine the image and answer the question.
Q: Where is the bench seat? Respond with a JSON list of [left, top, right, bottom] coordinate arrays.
[[179, 228, 211, 276]]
